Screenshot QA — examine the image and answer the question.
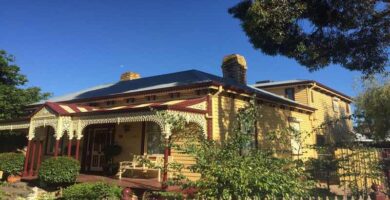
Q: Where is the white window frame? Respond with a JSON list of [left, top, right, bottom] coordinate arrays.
[[332, 97, 340, 112]]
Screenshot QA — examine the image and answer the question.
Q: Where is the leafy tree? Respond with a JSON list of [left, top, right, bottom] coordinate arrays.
[[229, 0, 389, 75], [354, 76, 390, 140], [157, 100, 314, 199], [0, 50, 50, 120], [337, 147, 383, 197], [305, 154, 339, 191]]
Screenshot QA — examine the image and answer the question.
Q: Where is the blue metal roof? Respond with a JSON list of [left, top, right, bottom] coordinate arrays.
[[34, 70, 314, 110]]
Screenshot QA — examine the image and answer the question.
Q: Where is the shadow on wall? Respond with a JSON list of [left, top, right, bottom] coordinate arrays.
[[217, 96, 294, 155], [256, 104, 294, 156], [321, 101, 354, 147]]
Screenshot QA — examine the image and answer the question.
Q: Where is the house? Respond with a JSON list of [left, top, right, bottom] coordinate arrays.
[[0, 54, 353, 188], [253, 79, 353, 146]]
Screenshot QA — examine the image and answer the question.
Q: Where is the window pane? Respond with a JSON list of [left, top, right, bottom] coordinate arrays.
[[285, 88, 295, 100], [146, 122, 164, 154], [289, 122, 300, 155]]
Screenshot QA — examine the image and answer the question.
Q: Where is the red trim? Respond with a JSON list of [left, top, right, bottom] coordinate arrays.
[[172, 97, 207, 108], [67, 138, 72, 157], [36, 140, 43, 175], [167, 106, 207, 114], [28, 141, 36, 176], [54, 140, 60, 157], [75, 140, 80, 160], [23, 140, 32, 177], [206, 95, 213, 140]]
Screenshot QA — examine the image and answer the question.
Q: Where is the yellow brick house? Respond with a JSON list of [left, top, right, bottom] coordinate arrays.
[[0, 54, 353, 189]]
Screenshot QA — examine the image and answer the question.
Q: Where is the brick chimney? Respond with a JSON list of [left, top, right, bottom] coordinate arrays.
[[120, 72, 141, 81], [221, 54, 247, 85]]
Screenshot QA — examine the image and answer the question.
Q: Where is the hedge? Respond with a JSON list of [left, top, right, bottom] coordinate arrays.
[[0, 153, 25, 176], [38, 156, 80, 187], [62, 182, 122, 200]]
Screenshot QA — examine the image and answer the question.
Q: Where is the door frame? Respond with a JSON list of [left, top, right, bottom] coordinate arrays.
[[81, 124, 115, 173]]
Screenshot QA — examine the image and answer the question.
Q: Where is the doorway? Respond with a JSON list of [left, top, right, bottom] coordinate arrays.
[[83, 126, 114, 172]]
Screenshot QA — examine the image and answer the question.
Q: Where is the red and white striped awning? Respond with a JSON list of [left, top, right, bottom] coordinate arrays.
[[32, 97, 207, 117]]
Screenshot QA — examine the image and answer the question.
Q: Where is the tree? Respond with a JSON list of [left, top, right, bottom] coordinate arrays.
[[156, 100, 314, 199], [0, 50, 50, 120], [229, 0, 390, 75], [354, 76, 390, 140]]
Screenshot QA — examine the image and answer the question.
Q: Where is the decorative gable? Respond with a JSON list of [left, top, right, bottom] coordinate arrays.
[[187, 101, 206, 111], [32, 106, 57, 119]]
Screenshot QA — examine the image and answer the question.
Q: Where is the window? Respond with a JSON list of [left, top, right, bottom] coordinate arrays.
[[332, 97, 340, 112], [195, 89, 209, 96], [316, 134, 326, 146], [169, 92, 180, 99], [126, 98, 135, 104], [345, 103, 350, 113], [106, 100, 116, 106], [311, 91, 315, 103], [146, 122, 164, 154], [289, 122, 301, 155], [284, 88, 295, 100], [146, 95, 157, 101], [88, 102, 98, 107]]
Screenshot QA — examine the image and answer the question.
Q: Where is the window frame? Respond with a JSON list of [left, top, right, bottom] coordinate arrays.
[[311, 90, 315, 103], [284, 88, 295, 101], [332, 97, 340, 112]]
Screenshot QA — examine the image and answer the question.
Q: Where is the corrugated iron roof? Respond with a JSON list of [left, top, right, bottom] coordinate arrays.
[[32, 70, 315, 110], [253, 79, 352, 101]]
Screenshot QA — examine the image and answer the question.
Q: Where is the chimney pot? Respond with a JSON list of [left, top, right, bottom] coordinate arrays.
[[221, 54, 247, 84], [120, 72, 141, 81]]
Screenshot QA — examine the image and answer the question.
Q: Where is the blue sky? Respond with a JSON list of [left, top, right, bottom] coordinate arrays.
[[0, 0, 364, 98]]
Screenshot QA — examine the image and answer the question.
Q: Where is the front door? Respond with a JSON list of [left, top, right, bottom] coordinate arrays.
[[87, 128, 112, 172]]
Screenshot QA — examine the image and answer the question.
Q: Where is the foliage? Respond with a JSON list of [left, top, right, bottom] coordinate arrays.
[[38, 157, 80, 187], [354, 76, 390, 140], [337, 147, 383, 197], [305, 154, 339, 191], [62, 182, 121, 200], [159, 100, 314, 199], [0, 50, 50, 120], [229, 0, 390, 75], [0, 153, 24, 176]]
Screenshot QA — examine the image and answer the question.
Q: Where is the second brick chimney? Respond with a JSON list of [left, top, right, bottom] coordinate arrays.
[[221, 54, 247, 85], [120, 72, 141, 81]]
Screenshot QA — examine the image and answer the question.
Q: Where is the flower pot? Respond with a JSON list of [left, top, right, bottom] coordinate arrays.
[[7, 175, 21, 183]]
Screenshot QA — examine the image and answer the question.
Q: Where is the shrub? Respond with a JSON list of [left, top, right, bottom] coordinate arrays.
[[0, 153, 25, 176], [38, 156, 80, 187], [62, 182, 122, 200]]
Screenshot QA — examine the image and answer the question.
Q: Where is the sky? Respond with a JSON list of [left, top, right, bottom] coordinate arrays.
[[0, 0, 364, 99]]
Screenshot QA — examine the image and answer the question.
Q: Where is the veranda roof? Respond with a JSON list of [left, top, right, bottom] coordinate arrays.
[[32, 97, 206, 117]]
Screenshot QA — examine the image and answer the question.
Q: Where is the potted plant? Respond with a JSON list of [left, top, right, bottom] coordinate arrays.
[[103, 144, 122, 176], [0, 153, 24, 183]]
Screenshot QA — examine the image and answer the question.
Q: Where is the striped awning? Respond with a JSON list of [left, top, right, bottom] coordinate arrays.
[[32, 97, 207, 117]]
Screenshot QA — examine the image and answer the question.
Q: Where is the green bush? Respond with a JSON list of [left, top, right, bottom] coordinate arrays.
[[0, 153, 25, 176], [62, 182, 122, 200], [38, 156, 80, 187]]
